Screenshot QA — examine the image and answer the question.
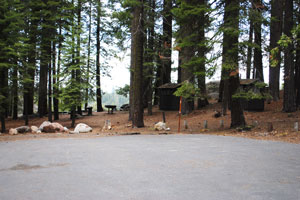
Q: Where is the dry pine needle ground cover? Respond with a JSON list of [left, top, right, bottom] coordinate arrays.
[[1, 99, 300, 143]]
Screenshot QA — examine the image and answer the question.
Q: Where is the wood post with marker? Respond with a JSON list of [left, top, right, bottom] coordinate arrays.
[[178, 96, 182, 133]]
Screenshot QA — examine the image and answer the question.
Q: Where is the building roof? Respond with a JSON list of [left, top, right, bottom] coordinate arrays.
[[158, 83, 181, 89], [240, 79, 259, 86]]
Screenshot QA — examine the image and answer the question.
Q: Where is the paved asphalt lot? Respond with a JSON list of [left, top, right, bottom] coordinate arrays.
[[0, 134, 300, 200]]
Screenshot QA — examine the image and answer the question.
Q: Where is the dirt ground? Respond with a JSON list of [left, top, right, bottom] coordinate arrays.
[[1, 98, 300, 144]]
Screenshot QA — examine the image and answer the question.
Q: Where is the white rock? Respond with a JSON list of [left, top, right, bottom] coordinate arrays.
[[154, 122, 167, 131], [64, 127, 69, 132], [51, 122, 64, 132], [16, 126, 30, 133], [74, 123, 92, 133], [39, 121, 51, 131], [9, 128, 18, 135], [37, 130, 42, 134], [31, 126, 39, 133], [69, 131, 79, 134]]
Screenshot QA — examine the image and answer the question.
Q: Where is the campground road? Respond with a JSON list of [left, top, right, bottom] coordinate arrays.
[[0, 134, 300, 200]]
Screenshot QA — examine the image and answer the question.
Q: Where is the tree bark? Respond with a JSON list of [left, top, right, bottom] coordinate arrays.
[[0, 66, 7, 133], [146, 0, 155, 115], [295, 4, 300, 107], [12, 64, 18, 120], [54, 23, 62, 121], [283, 0, 296, 112], [223, 0, 245, 127], [76, 0, 82, 116], [269, 0, 283, 101], [162, 0, 172, 84], [85, 1, 92, 111], [296, 32, 300, 107], [96, 0, 104, 112], [48, 53, 52, 122], [132, 0, 144, 127], [246, 20, 253, 79], [253, 0, 264, 82], [38, 3, 50, 118], [197, 0, 209, 109]]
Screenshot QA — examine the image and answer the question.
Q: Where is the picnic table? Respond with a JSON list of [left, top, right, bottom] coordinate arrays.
[[105, 105, 117, 114]]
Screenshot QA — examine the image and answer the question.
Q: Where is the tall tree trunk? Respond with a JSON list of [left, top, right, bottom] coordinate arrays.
[[53, 39, 59, 121], [132, 0, 144, 127], [129, 24, 135, 121], [177, 50, 182, 83], [54, 22, 62, 120], [146, 0, 155, 115], [197, 0, 208, 109], [246, 20, 253, 79], [38, 9, 50, 118], [85, 1, 92, 111], [223, 0, 245, 127], [283, 0, 296, 112], [76, 0, 82, 116], [96, 0, 103, 112], [161, 0, 172, 84], [269, 0, 283, 101], [180, 25, 194, 114], [153, 36, 162, 105], [0, 65, 7, 133], [295, 4, 300, 107], [48, 52, 52, 122], [253, 0, 264, 82], [71, 0, 76, 127], [12, 64, 18, 120], [25, 11, 38, 116]]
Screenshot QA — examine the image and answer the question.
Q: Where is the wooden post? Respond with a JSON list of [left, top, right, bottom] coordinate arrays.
[[178, 96, 182, 133], [204, 120, 208, 129], [184, 120, 188, 129], [294, 122, 299, 132], [162, 112, 166, 123], [220, 120, 224, 128]]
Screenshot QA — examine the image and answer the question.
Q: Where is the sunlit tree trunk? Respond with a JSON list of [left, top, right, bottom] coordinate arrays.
[[132, 0, 144, 127], [269, 0, 283, 101], [283, 0, 296, 112], [96, 0, 104, 112]]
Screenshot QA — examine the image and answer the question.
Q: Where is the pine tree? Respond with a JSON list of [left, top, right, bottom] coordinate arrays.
[[282, 0, 296, 112], [161, 0, 172, 84], [222, 0, 245, 127], [269, 0, 283, 101], [252, 0, 264, 81], [96, 0, 104, 112], [132, 0, 144, 127]]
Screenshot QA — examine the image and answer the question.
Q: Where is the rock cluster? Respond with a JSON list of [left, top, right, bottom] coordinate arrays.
[[154, 122, 170, 131]]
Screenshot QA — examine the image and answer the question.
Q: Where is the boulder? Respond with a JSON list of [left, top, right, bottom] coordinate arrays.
[[39, 121, 51, 131], [39, 121, 64, 133], [154, 122, 169, 131], [15, 126, 31, 133], [69, 131, 79, 134], [31, 126, 39, 133], [74, 123, 92, 133], [43, 124, 56, 133], [52, 122, 64, 132], [64, 127, 69, 132], [9, 128, 18, 135]]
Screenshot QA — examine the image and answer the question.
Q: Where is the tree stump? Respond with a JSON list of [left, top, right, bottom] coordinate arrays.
[[267, 122, 273, 132]]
